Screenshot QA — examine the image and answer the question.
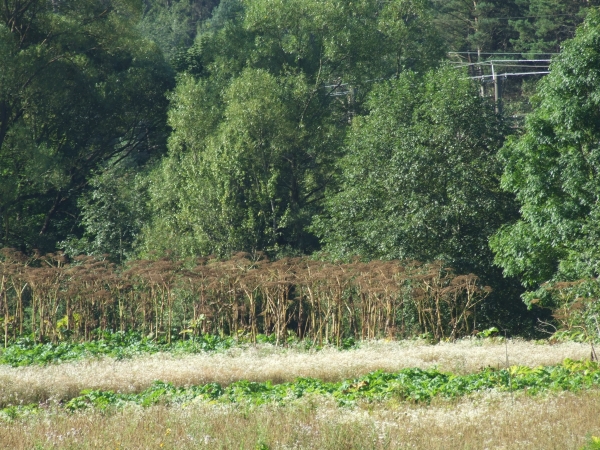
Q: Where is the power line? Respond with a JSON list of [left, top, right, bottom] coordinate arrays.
[[450, 59, 552, 62], [450, 59, 551, 65], [457, 64, 551, 70], [448, 52, 559, 55], [434, 12, 588, 21], [470, 71, 550, 80]]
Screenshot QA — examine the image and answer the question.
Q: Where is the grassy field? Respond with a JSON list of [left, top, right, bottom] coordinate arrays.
[[0, 339, 591, 406], [2, 392, 600, 449], [1, 339, 599, 449]]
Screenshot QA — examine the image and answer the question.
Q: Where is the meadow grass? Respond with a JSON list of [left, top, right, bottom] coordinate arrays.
[[1, 338, 597, 449], [0, 391, 599, 449], [0, 338, 591, 407]]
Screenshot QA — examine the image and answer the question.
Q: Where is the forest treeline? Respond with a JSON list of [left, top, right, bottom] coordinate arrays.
[[2, 0, 600, 338]]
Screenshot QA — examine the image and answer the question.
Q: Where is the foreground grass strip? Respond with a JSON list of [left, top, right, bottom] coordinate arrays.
[[2, 358, 599, 418], [1, 336, 591, 371], [0, 332, 348, 367], [1, 339, 591, 409], [3, 392, 600, 449]]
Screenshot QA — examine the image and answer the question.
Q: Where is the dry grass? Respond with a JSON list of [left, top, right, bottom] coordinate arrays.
[[1, 390, 599, 449], [0, 339, 591, 407]]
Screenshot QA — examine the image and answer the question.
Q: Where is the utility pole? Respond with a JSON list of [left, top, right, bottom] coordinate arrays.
[[491, 61, 501, 115], [478, 49, 485, 98]]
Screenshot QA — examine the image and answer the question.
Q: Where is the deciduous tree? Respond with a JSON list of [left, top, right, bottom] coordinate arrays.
[[0, 0, 173, 252], [491, 10, 600, 297], [139, 0, 443, 257], [313, 66, 515, 273]]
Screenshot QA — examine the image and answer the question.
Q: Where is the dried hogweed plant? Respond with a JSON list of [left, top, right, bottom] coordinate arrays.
[[0, 248, 491, 345]]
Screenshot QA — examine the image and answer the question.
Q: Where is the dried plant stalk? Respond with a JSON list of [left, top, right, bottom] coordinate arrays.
[[0, 249, 491, 343]]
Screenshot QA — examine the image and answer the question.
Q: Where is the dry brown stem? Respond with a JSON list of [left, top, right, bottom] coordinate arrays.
[[0, 249, 491, 343]]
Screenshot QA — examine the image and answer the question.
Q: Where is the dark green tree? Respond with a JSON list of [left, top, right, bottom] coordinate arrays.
[[491, 10, 600, 298], [511, 0, 599, 54], [312, 66, 515, 272], [139, 0, 444, 258], [430, 0, 521, 54], [59, 156, 151, 263], [138, 0, 220, 61], [312, 66, 541, 331], [0, 0, 173, 253]]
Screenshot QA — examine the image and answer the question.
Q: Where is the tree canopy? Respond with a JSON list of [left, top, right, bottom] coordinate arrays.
[[2, 0, 599, 334], [312, 66, 516, 272], [491, 9, 600, 297], [0, 0, 173, 252], [137, 0, 444, 258]]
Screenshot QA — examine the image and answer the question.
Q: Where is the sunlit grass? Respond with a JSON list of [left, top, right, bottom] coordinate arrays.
[[1, 391, 599, 449], [0, 338, 591, 407], [1, 338, 596, 449]]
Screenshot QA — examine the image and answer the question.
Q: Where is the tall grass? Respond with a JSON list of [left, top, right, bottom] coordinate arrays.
[[1, 392, 599, 449], [0, 249, 490, 345]]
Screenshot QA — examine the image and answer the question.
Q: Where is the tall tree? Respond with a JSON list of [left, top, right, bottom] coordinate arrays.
[[0, 0, 173, 252], [138, 0, 220, 61], [511, 0, 600, 54], [312, 66, 515, 272], [491, 9, 600, 299], [312, 66, 537, 330], [430, 0, 521, 54], [59, 155, 151, 263], [139, 0, 444, 258]]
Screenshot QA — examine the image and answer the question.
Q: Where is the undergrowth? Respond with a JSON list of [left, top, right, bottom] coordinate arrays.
[[0, 331, 359, 367], [0, 332, 236, 367], [2, 358, 599, 419]]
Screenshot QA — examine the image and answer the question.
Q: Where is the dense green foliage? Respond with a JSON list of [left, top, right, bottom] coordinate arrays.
[[63, 359, 600, 408], [59, 160, 151, 262], [2, 0, 600, 337], [312, 67, 514, 270], [491, 10, 600, 312], [138, 0, 220, 60], [431, 0, 521, 53], [511, 0, 599, 54], [0, 0, 173, 252], [0, 332, 237, 367], [0, 330, 358, 367], [431, 0, 599, 54], [138, 0, 443, 257]]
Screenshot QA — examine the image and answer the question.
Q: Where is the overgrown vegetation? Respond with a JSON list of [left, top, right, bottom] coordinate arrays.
[[0, 332, 236, 367], [5, 3, 600, 447], [57, 359, 600, 409], [3, 0, 600, 339], [0, 249, 490, 346]]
